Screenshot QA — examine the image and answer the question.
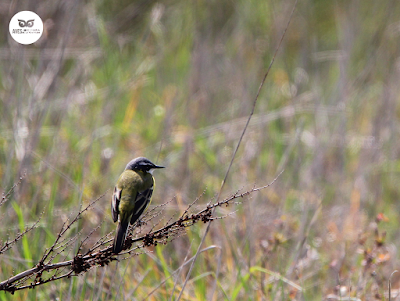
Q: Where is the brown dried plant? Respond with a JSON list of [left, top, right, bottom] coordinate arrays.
[[0, 176, 281, 293]]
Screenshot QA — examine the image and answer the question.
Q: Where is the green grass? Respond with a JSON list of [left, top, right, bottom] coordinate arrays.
[[1, 0, 400, 299]]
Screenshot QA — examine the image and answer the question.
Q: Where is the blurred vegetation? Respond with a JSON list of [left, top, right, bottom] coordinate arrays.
[[1, 0, 400, 299]]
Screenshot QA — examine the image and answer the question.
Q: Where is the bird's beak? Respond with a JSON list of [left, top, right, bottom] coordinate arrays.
[[149, 164, 164, 174]]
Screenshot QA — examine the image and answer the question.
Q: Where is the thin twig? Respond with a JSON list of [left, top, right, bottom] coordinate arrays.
[[176, 1, 298, 299], [0, 178, 280, 292]]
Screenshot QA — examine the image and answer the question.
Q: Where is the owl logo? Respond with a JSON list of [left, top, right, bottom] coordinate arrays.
[[18, 19, 35, 28]]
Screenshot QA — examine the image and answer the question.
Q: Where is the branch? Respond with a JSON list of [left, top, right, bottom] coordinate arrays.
[[1, 173, 26, 207], [0, 173, 282, 293]]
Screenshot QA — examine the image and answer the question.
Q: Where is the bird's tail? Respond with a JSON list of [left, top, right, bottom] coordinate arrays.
[[113, 221, 129, 254]]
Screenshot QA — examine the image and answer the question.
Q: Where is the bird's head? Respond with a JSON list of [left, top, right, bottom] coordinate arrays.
[[125, 157, 165, 173]]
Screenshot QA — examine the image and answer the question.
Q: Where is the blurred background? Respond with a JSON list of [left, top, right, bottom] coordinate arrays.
[[1, 0, 400, 299]]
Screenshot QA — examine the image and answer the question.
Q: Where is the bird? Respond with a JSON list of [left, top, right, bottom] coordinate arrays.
[[111, 157, 164, 254]]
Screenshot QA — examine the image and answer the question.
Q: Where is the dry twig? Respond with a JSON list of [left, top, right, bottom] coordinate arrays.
[[0, 173, 281, 293]]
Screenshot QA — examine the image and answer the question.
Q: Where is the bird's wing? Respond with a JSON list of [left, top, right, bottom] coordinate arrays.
[[111, 186, 122, 222], [129, 185, 154, 225]]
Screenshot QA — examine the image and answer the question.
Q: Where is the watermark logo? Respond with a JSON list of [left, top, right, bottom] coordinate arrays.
[[18, 19, 35, 28], [9, 11, 43, 45]]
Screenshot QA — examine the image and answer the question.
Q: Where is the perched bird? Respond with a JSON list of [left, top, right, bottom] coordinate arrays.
[[111, 157, 164, 254]]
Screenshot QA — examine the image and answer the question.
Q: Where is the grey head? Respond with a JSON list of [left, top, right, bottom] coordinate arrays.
[[125, 157, 165, 172]]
